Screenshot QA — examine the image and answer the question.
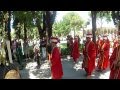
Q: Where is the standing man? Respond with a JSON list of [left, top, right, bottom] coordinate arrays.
[[113, 38, 118, 50], [66, 35, 70, 49], [33, 41, 40, 69], [40, 37, 47, 60], [69, 35, 73, 57], [97, 35, 110, 71], [16, 41, 24, 69], [82, 33, 96, 79], [50, 37, 63, 79], [109, 32, 120, 79], [72, 36, 80, 63], [96, 35, 103, 57]]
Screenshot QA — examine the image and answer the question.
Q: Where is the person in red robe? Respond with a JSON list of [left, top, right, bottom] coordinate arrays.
[[66, 35, 73, 57], [96, 36, 103, 57], [113, 38, 118, 50], [72, 36, 80, 63], [82, 33, 96, 79], [97, 35, 110, 71], [66, 35, 70, 49], [69, 35, 73, 57], [109, 31, 120, 79], [50, 37, 63, 79]]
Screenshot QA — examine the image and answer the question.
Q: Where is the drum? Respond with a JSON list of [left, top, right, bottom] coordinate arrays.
[[0, 63, 21, 79]]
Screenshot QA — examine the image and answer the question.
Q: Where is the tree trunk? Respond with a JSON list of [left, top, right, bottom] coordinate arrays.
[[45, 11, 52, 39], [91, 11, 97, 43], [45, 11, 53, 60], [43, 11, 46, 39], [118, 22, 120, 32], [7, 11, 12, 46], [18, 26, 21, 39], [24, 23, 27, 42]]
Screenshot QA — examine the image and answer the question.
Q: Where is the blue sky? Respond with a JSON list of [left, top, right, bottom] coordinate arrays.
[[55, 11, 115, 29]]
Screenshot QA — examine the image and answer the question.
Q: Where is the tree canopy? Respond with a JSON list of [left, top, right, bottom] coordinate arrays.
[[53, 12, 84, 37]]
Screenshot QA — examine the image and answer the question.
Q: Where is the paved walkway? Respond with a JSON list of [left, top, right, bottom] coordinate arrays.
[[62, 56, 110, 79], [20, 55, 110, 79]]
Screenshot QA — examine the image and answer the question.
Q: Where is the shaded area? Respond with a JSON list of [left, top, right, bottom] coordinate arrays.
[[62, 58, 86, 79], [20, 54, 110, 79], [20, 60, 51, 79], [62, 55, 110, 79]]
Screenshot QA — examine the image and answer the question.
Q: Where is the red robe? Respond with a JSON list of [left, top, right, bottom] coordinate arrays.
[[109, 45, 120, 79], [72, 39, 80, 62], [96, 39, 103, 56], [69, 37, 73, 57], [82, 40, 96, 75], [50, 46, 63, 79], [113, 40, 118, 50], [97, 41, 110, 70]]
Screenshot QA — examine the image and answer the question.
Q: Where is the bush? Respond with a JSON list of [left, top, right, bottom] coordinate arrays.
[[79, 44, 84, 52], [61, 48, 70, 56], [60, 43, 84, 56]]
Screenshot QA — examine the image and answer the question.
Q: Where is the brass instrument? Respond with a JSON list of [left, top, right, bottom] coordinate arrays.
[[0, 40, 6, 65], [0, 39, 21, 79]]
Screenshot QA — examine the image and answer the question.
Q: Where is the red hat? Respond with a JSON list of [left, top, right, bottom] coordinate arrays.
[[50, 37, 58, 44], [86, 32, 92, 38]]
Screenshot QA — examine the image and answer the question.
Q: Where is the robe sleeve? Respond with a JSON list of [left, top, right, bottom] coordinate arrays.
[[109, 47, 117, 70], [51, 47, 60, 66], [88, 42, 96, 58]]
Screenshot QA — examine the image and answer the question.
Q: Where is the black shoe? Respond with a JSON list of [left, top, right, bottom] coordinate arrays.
[[36, 65, 40, 69]]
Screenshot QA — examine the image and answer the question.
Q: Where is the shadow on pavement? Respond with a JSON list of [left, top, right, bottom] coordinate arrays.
[[62, 57, 86, 79], [61, 56, 110, 79], [20, 69, 30, 79], [28, 60, 51, 79], [19, 60, 51, 79]]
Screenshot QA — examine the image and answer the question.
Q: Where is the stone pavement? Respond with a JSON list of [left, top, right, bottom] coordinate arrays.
[[62, 56, 110, 79], [20, 55, 110, 79]]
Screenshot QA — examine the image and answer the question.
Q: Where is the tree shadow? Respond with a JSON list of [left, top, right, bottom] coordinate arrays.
[[12, 60, 29, 79], [20, 68, 30, 79], [62, 55, 110, 79], [91, 67, 110, 79], [19, 59, 51, 79], [27, 60, 51, 79], [62, 57, 86, 79]]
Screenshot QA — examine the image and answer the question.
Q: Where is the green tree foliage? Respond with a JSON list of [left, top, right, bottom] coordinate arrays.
[[13, 11, 40, 39], [111, 11, 120, 31], [89, 11, 112, 43], [96, 11, 112, 29], [53, 12, 84, 37], [12, 11, 56, 41]]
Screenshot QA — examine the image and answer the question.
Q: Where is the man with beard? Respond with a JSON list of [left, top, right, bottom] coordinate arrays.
[[82, 33, 96, 79], [49, 37, 63, 79]]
